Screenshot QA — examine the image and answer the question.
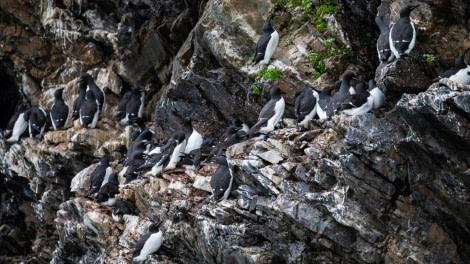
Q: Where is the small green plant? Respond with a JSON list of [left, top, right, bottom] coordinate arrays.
[[257, 68, 283, 81], [307, 39, 350, 79], [268, 5, 275, 13], [325, 38, 350, 56], [252, 84, 262, 95], [285, 35, 293, 47], [312, 2, 340, 33], [423, 54, 436, 65], [308, 51, 326, 79]]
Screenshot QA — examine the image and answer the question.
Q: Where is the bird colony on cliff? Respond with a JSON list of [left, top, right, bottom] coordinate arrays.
[[2, 1, 470, 263]]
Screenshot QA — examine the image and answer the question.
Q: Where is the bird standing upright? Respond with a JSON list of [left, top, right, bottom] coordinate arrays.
[[210, 155, 233, 201], [131, 221, 163, 264], [72, 79, 87, 120], [375, 16, 394, 62], [28, 107, 47, 139], [80, 89, 100, 129], [50, 88, 69, 130], [295, 88, 319, 126], [78, 73, 105, 112], [253, 15, 279, 65], [389, 5, 419, 59], [247, 86, 285, 139]]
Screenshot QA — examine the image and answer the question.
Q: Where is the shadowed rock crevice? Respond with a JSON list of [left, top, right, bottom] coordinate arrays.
[[0, 60, 21, 129]]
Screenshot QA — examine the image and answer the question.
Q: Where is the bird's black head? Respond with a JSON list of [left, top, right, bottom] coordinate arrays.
[[269, 86, 286, 98], [262, 18, 274, 33], [400, 5, 419, 17], [78, 73, 92, 84], [54, 88, 64, 99], [149, 221, 163, 232], [212, 155, 227, 165], [114, 145, 128, 155], [132, 86, 145, 94], [342, 70, 360, 82], [175, 130, 186, 143]]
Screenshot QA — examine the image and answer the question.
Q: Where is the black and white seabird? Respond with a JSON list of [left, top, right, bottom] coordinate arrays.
[[253, 15, 279, 65], [389, 5, 419, 59], [80, 89, 100, 128], [231, 117, 249, 133], [131, 221, 163, 264], [247, 86, 285, 138], [123, 151, 147, 184], [183, 117, 203, 154], [331, 71, 360, 114], [341, 82, 372, 116], [124, 87, 145, 125], [72, 79, 87, 120], [85, 155, 112, 198], [113, 145, 128, 164], [28, 107, 47, 139], [50, 88, 69, 130], [180, 137, 214, 170], [162, 130, 186, 171], [210, 155, 233, 201], [375, 16, 394, 62], [316, 86, 335, 120], [432, 54, 466, 82], [114, 89, 133, 122], [95, 172, 120, 206], [6, 110, 30, 143], [78, 73, 105, 112], [140, 131, 186, 177], [295, 88, 319, 126], [111, 200, 134, 222]]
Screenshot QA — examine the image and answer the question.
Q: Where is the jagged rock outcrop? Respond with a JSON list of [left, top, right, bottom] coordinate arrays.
[[0, 0, 470, 263]]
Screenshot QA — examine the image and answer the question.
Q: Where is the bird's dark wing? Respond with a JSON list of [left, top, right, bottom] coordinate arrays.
[[210, 167, 231, 201], [253, 33, 271, 62], [131, 233, 152, 257]]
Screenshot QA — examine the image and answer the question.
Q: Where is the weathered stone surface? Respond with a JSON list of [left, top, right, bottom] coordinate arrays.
[[1, 0, 470, 263]]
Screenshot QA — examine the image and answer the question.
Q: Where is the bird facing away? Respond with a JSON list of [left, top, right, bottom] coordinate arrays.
[[295, 88, 319, 126], [389, 5, 419, 59], [125, 87, 145, 125], [375, 16, 394, 62], [80, 89, 100, 128], [210, 155, 233, 201], [72, 79, 87, 120], [85, 155, 112, 198], [95, 172, 120, 206], [114, 89, 133, 123], [316, 86, 335, 120], [131, 221, 163, 264], [247, 86, 286, 138], [28, 107, 47, 139], [253, 16, 279, 65], [78, 73, 105, 112], [50, 88, 69, 130]]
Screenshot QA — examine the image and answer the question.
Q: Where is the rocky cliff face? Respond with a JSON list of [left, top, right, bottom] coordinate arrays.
[[0, 0, 469, 263]]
